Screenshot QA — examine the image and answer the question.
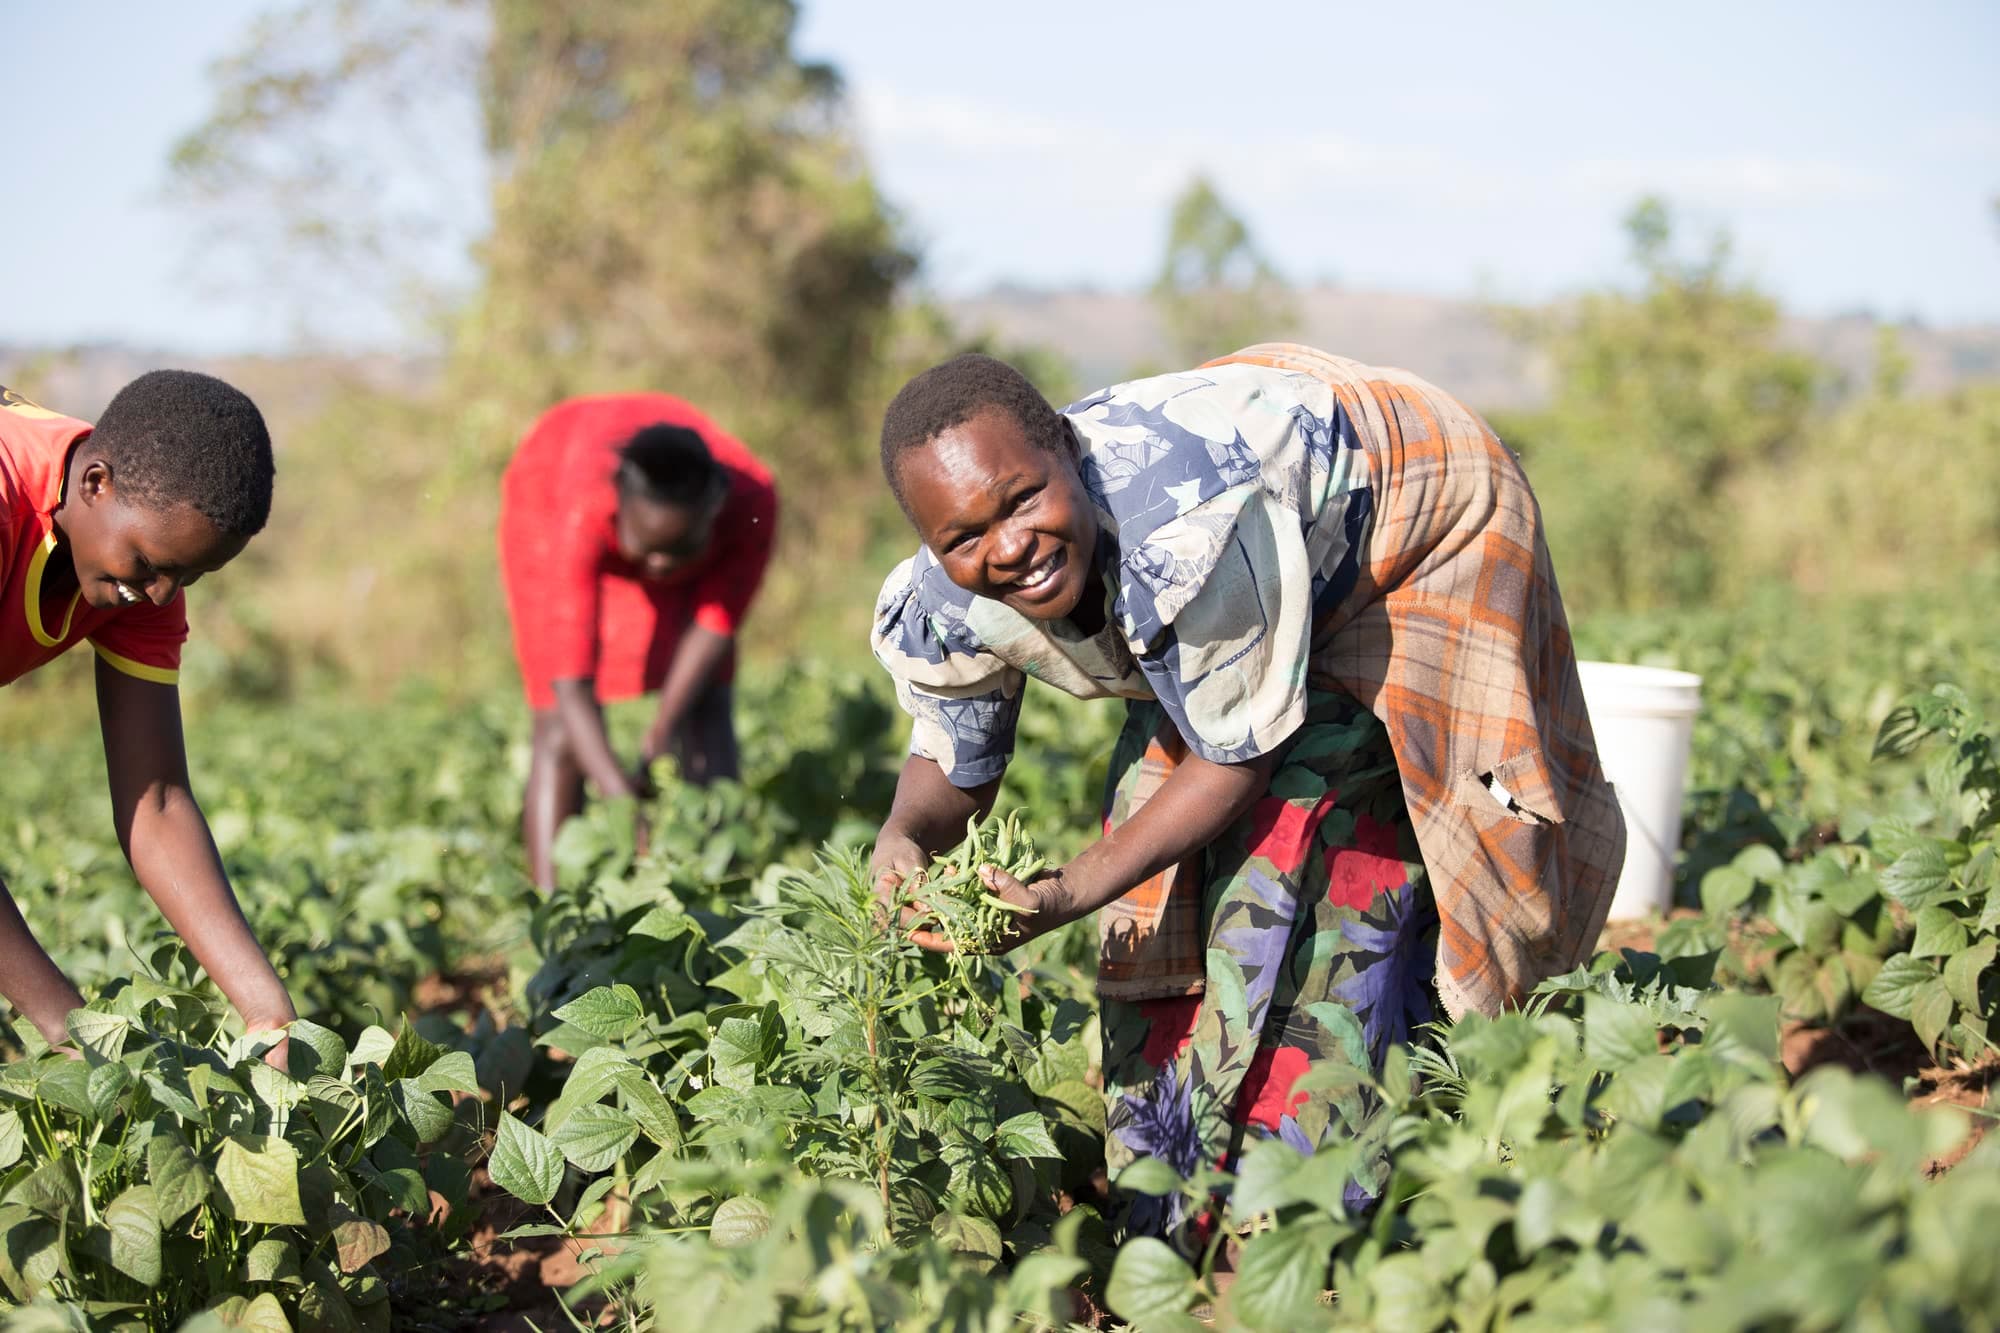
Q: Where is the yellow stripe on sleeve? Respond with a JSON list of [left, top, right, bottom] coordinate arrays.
[[91, 644, 180, 686]]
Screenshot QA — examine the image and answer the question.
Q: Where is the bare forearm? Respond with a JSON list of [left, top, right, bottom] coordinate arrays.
[[882, 755, 998, 855], [643, 626, 733, 759], [0, 881, 86, 1044], [552, 679, 634, 796], [125, 793, 294, 1028], [1046, 751, 1275, 924]]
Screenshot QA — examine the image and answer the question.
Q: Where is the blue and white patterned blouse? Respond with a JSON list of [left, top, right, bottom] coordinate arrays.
[[872, 361, 1375, 787]]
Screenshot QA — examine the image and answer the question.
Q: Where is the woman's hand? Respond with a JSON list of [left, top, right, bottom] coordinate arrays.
[[870, 831, 928, 906], [904, 862, 1073, 955]]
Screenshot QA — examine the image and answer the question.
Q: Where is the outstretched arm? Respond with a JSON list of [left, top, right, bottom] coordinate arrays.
[[913, 748, 1279, 953], [639, 623, 734, 766], [95, 659, 296, 1045], [871, 754, 1001, 898], [0, 882, 87, 1046], [551, 677, 644, 799]]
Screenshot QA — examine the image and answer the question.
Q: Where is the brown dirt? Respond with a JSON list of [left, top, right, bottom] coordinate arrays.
[[1779, 1007, 1995, 1176], [410, 1156, 629, 1328], [413, 957, 514, 1030]]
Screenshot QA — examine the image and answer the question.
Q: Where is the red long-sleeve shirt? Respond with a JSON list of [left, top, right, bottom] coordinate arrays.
[[498, 394, 777, 708]]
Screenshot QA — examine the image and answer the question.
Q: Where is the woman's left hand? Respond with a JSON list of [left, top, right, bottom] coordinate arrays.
[[905, 863, 1073, 955]]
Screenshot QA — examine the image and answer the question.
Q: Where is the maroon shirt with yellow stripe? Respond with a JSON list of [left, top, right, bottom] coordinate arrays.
[[0, 387, 187, 687]]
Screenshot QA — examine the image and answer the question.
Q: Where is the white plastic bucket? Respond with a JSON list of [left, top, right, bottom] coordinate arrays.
[[1575, 661, 1703, 921]]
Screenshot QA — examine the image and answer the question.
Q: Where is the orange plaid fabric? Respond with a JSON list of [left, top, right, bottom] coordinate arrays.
[[1101, 345, 1625, 1019], [1097, 720, 1209, 999]]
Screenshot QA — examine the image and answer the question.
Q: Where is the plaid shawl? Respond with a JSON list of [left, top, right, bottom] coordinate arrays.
[[1099, 344, 1625, 1019]]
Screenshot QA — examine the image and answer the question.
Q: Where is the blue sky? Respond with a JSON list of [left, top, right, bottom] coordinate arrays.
[[6, 1, 1997, 353]]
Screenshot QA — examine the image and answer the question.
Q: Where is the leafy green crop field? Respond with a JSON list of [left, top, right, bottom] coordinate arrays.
[[0, 583, 1995, 1331]]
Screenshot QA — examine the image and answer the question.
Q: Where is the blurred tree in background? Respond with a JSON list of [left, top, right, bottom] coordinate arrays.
[[1149, 175, 1297, 367], [171, 0, 924, 689], [1502, 195, 2000, 615], [1503, 197, 1818, 612]]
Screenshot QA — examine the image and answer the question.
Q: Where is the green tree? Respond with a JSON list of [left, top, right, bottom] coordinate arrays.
[[170, 0, 917, 685], [1506, 196, 1819, 612], [1149, 175, 1296, 367]]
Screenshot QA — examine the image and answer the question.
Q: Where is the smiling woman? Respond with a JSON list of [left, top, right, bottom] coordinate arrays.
[[0, 372, 295, 1061], [868, 346, 1626, 1248]]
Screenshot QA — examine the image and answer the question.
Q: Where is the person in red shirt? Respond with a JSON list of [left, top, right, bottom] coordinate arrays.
[[0, 375, 295, 1060], [499, 394, 778, 890]]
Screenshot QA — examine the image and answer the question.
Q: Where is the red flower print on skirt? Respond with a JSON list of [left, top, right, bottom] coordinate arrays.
[[1234, 1044, 1311, 1131], [1244, 791, 1339, 875], [1138, 994, 1203, 1070], [1326, 811, 1410, 909]]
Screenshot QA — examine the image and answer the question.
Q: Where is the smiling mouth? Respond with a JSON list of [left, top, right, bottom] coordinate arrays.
[[1008, 548, 1066, 597], [114, 583, 143, 605]]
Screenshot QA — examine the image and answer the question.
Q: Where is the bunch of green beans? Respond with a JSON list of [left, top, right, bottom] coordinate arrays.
[[909, 811, 1045, 952]]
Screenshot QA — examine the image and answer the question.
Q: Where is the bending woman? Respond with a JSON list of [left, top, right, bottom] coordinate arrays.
[[868, 345, 1624, 1239], [500, 394, 777, 890]]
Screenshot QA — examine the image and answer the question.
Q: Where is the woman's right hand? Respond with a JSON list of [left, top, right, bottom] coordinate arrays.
[[869, 830, 928, 907]]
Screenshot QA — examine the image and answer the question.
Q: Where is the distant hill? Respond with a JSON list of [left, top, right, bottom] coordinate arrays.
[[944, 283, 2000, 412], [5, 285, 1995, 431]]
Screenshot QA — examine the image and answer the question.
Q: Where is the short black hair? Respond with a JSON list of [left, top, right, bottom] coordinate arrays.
[[93, 370, 274, 538], [614, 424, 725, 509], [879, 353, 1070, 507]]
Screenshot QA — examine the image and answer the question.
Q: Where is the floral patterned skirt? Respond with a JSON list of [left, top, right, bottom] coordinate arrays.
[[1099, 689, 1440, 1242]]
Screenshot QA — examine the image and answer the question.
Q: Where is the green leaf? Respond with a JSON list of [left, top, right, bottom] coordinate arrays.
[[64, 1009, 130, 1064], [995, 1111, 1060, 1161], [415, 1050, 478, 1095], [550, 1104, 638, 1173], [348, 1026, 395, 1068], [1583, 995, 1660, 1071], [1231, 1219, 1339, 1330], [382, 1024, 447, 1083], [216, 1136, 307, 1226], [1911, 906, 1971, 958], [552, 985, 646, 1042], [1911, 979, 1955, 1054], [1944, 938, 1997, 1012], [1863, 953, 1940, 1020], [709, 1196, 771, 1248], [489, 1112, 564, 1205], [284, 1020, 348, 1081], [148, 1134, 211, 1227], [0, 1111, 22, 1170], [104, 1184, 162, 1288], [86, 1061, 133, 1120], [206, 1290, 294, 1332], [390, 1079, 455, 1144], [1700, 863, 1757, 916], [241, 1237, 300, 1285], [1880, 842, 1956, 909], [611, 1067, 682, 1153], [34, 1059, 92, 1117], [545, 1046, 632, 1132], [330, 1202, 390, 1274], [367, 1167, 429, 1215], [932, 1211, 1004, 1272], [709, 1014, 776, 1091], [1106, 1236, 1198, 1324], [1367, 1250, 1452, 1329], [10, 1158, 82, 1220], [1114, 1156, 1185, 1197]]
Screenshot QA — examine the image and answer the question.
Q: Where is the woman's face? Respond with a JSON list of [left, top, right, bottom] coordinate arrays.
[[898, 408, 1099, 622], [615, 491, 719, 580]]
